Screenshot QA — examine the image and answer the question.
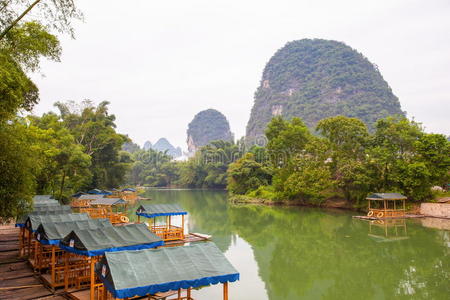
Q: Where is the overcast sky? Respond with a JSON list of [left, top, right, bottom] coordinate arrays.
[[31, 0, 450, 150]]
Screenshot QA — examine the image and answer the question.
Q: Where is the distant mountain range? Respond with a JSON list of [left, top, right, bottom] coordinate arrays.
[[143, 138, 182, 158]]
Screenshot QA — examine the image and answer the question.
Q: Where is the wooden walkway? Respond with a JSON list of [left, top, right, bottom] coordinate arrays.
[[0, 225, 65, 300]]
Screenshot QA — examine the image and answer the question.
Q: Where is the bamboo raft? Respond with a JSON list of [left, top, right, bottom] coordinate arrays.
[[353, 214, 425, 220]]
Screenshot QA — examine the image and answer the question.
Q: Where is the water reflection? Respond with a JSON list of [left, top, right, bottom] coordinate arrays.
[[368, 219, 409, 242], [136, 189, 449, 300]]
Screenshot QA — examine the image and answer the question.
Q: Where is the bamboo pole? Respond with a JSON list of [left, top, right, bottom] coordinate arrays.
[[51, 246, 56, 286], [64, 252, 69, 290], [223, 282, 228, 300], [181, 214, 185, 237], [27, 230, 31, 257], [90, 257, 95, 300], [187, 287, 191, 299], [177, 288, 181, 300]]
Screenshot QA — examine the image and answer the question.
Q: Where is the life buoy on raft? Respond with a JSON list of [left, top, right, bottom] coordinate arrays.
[[376, 211, 384, 218], [120, 215, 129, 223], [367, 211, 374, 217]]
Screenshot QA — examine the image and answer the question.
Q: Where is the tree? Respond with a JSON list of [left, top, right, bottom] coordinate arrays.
[[0, 21, 61, 121], [29, 113, 91, 201], [0, 120, 36, 219], [54, 100, 130, 189], [227, 153, 272, 195], [266, 117, 311, 167], [0, 0, 82, 41], [316, 116, 370, 203]]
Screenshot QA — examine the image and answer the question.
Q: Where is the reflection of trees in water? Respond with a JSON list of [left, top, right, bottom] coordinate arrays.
[[132, 190, 449, 299], [229, 205, 449, 300]]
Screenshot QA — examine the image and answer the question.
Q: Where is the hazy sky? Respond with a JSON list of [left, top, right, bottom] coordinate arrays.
[[31, 0, 450, 150]]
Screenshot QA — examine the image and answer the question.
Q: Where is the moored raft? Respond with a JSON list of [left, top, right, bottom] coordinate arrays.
[[136, 203, 187, 241], [95, 242, 239, 300], [34, 219, 113, 289], [59, 223, 164, 300], [80, 197, 128, 224]]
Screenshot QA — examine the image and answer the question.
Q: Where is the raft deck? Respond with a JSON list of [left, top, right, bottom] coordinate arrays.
[[0, 225, 65, 300]]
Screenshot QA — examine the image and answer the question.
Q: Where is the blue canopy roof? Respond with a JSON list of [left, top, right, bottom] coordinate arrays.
[[88, 189, 112, 195], [122, 188, 136, 192], [59, 223, 163, 256], [95, 242, 239, 299], [136, 203, 187, 218]]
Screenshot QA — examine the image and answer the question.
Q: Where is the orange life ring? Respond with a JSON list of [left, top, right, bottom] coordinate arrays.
[[120, 216, 129, 223], [376, 211, 384, 218], [367, 211, 374, 217]]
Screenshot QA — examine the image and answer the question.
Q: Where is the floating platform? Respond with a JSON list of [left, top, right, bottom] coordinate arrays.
[[353, 214, 425, 220], [164, 233, 211, 247]]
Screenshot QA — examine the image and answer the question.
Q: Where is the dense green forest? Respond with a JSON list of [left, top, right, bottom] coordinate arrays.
[[125, 114, 450, 207], [246, 39, 405, 140], [232, 115, 450, 205]]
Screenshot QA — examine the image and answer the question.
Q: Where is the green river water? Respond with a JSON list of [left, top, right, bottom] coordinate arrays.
[[129, 189, 449, 300]]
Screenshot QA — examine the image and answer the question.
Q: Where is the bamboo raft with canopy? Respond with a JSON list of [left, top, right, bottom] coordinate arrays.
[[24, 213, 90, 267], [110, 188, 138, 202], [136, 204, 187, 241], [72, 194, 109, 209], [58, 223, 163, 300], [16, 203, 71, 257], [79, 198, 129, 224], [95, 242, 240, 300], [366, 193, 407, 219], [34, 219, 113, 290]]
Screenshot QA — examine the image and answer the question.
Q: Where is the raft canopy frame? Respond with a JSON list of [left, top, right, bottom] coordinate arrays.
[[366, 193, 407, 218], [58, 223, 163, 299], [136, 204, 187, 241], [80, 197, 128, 223], [95, 242, 239, 300], [33, 219, 113, 288]]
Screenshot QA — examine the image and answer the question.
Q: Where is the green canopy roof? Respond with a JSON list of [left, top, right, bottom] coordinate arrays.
[[33, 195, 53, 202], [367, 193, 407, 200], [136, 203, 187, 218], [96, 242, 239, 299], [78, 194, 107, 201], [35, 219, 112, 245], [90, 198, 126, 206], [25, 213, 89, 231], [32, 202, 61, 208], [16, 205, 71, 225], [59, 223, 163, 256]]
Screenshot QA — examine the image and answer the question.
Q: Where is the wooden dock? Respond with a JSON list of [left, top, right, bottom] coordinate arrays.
[[0, 225, 65, 300]]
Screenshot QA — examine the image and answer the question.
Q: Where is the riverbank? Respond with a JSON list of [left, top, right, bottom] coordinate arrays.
[[229, 194, 450, 219], [229, 194, 358, 210]]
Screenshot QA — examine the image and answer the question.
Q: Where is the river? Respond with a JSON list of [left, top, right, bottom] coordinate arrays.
[[129, 189, 449, 300]]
